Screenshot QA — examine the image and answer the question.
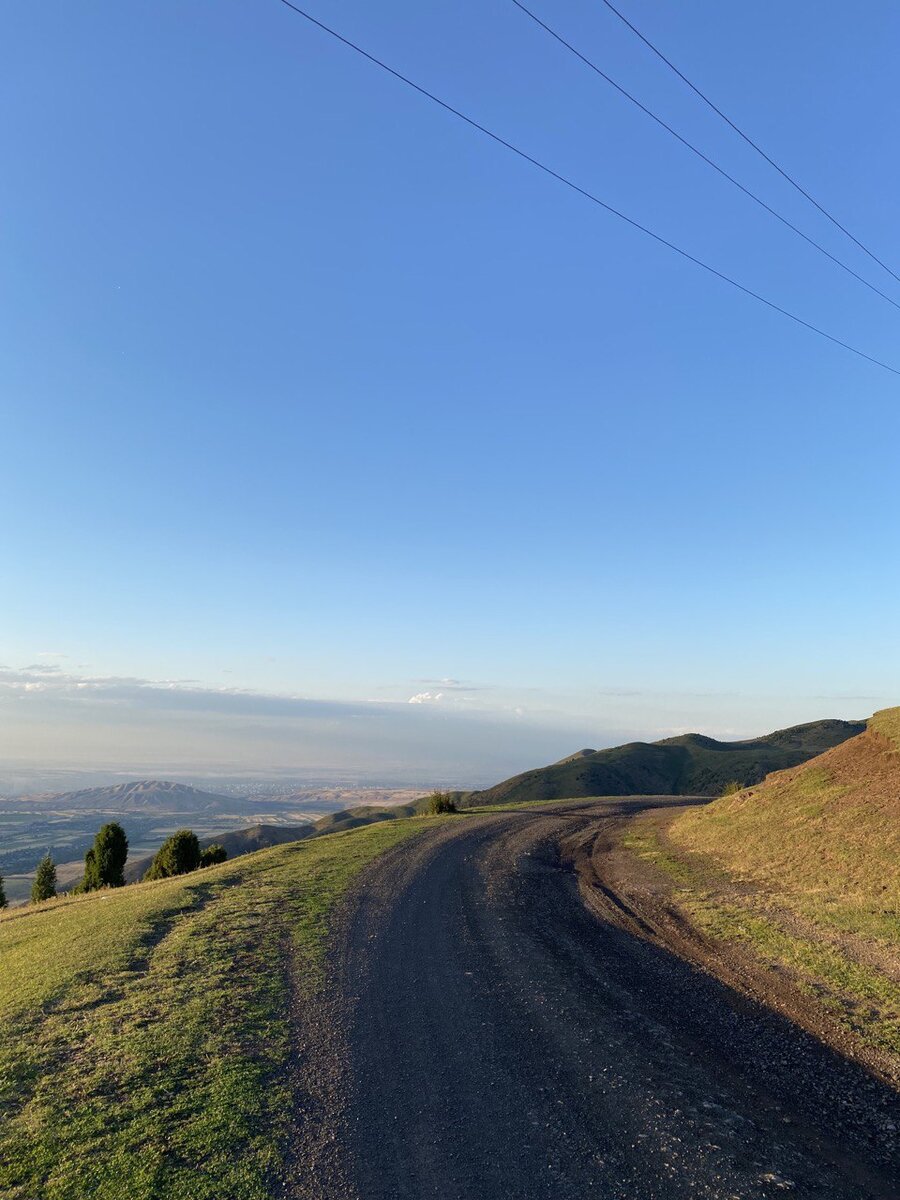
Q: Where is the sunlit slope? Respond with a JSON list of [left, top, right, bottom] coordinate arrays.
[[465, 718, 864, 806], [0, 817, 440, 1200], [670, 709, 900, 935]]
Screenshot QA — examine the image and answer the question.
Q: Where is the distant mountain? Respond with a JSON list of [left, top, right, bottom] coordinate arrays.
[[463, 719, 866, 806], [22, 780, 237, 813]]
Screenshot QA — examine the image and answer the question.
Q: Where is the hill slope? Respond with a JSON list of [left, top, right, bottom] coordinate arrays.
[[465, 718, 864, 806], [0, 815, 445, 1199], [618, 708, 900, 1072], [669, 708, 900, 929]]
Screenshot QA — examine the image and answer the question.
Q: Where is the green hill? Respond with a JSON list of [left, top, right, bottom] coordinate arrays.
[[310, 800, 422, 834], [463, 718, 865, 806]]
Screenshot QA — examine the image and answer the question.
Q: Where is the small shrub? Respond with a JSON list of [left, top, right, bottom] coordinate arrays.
[[0, 873, 6, 909], [427, 791, 457, 815], [199, 844, 227, 868], [720, 780, 744, 798], [31, 854, 57, 903]]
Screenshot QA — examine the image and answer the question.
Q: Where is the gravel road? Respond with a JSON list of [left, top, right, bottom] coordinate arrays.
[[302, 801, 900, 1199]]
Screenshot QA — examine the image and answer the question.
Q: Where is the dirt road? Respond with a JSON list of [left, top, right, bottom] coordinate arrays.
[[300, 801, 900, 1199]]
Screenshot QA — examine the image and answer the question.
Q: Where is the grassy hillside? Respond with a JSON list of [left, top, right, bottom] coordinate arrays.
[[670, 709, 900, 941], [465, 718, 864, 806], [626, 709, 900, 1071], [0, 815, 444, 1200]]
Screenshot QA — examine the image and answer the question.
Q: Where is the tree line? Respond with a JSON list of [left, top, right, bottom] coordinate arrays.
[[0, 824, 228, 909]]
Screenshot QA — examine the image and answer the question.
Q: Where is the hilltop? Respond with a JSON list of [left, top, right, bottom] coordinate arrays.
[[463, 718, 864, 806]]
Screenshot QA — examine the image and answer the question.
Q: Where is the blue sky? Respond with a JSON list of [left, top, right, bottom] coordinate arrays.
[[2, 1, 898, 779]]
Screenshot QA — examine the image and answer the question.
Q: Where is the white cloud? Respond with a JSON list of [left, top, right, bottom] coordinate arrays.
[[408, 691, 445, 704], [413, 677, 485, 692]]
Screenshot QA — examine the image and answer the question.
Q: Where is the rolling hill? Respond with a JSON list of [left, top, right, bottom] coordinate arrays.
[[463, 718, 865, 805]]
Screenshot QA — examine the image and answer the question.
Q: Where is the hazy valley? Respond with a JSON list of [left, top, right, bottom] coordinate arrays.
[[0, 780, 426, 904]]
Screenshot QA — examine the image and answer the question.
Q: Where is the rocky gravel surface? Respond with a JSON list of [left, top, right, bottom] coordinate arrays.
[[290, 801, 900, 1199]]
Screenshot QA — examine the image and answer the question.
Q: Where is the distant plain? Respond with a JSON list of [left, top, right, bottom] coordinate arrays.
[[0, 783, 424, 903]]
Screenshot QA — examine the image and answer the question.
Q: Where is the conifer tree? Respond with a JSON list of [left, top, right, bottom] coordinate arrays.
[[31, 854, 57, 903], [93, 822, 128, 887], [0, 873, 7, 909], [78, 822, 129, 891]]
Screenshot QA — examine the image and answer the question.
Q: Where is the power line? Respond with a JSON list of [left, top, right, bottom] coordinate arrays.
[[512, 0, 900, 315], [598, 0, 900, 286], [274, 0, 900, 378]]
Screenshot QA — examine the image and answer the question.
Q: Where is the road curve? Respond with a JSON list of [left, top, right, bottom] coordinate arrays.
[[320, 801, 900, 1199]]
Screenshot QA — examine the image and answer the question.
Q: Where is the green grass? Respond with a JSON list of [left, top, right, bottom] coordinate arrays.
[[620, 828, 696, 884], [0, 816, 444, 1200]]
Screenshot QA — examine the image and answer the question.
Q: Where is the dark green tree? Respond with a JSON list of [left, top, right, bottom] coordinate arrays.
[[95, 822, 128, 886], [74, 848, 97, 893], [0, 873, 7, 909], [78, 822, 129, 891], [144, 829, 201, 880], [199, 844, 227, 868], [31, 854, 57, 903]]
